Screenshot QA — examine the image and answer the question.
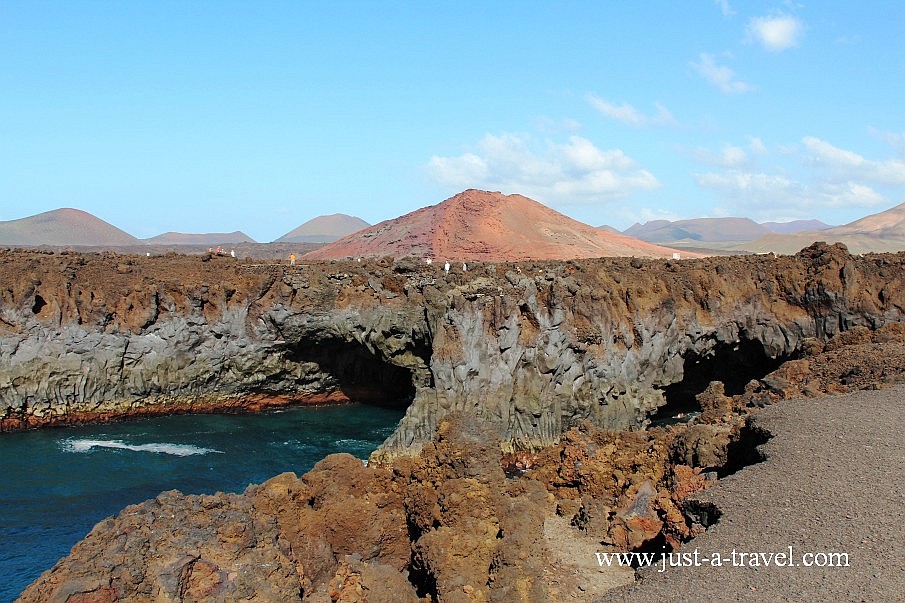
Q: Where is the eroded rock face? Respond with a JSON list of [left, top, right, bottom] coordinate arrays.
[[2, 243, 904, 457], [16, 413, 551, 602], [18, 326, 905, 601]]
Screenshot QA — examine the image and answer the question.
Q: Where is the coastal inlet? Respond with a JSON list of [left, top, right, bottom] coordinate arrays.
[[0, 404, 403, 602]]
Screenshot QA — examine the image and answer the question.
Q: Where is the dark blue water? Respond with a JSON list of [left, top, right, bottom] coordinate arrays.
[[0, 404, 404, 602]]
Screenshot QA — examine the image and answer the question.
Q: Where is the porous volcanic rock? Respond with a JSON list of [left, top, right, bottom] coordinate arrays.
[[2, 243, 905, 460], [12, 241, 905, 601], [303, 189, 688, 262], [14, 411, 737, 602], [17, 325, 905, 601]]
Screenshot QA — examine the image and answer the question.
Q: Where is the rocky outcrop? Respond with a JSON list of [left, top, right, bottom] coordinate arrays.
[[15, 411, 727, 602], [2, 244, 905, 457], [25, 323, 905, 601], [16, 273, 905, 602]]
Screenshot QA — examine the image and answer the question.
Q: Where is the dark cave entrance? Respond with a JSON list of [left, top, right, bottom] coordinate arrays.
[[650, 338, 788, 426], [285, 339, 417, 410]]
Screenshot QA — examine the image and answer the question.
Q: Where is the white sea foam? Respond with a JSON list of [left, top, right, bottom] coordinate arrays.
[[64, 439, 222, 456], [333, 438, 371, 447]]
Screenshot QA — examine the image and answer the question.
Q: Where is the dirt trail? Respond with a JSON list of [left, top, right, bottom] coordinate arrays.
[[604, 385, 905, 602]]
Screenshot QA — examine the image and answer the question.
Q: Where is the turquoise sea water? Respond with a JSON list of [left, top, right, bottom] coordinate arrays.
[[0, 404, 404, 602]]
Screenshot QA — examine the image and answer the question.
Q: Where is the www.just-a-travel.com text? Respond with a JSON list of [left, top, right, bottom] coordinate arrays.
[[596, 547, 850, 572]]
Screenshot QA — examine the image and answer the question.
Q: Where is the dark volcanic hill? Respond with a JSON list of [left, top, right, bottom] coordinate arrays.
[[276, 214, 370, 244], [0, 208, 140, 247], [304, 190, 687, 261], [144, 231, 257, 245]]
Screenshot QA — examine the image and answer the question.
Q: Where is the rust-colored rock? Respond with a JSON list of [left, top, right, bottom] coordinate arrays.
[[304, 189, 687, 262], [10, 242, 905, 601]]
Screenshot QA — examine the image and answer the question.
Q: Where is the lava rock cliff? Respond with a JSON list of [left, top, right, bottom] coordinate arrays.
[[1, 243, 903, 458]]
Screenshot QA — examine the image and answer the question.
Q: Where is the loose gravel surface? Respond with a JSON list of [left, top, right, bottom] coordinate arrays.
[[604, 385, 905, 602]]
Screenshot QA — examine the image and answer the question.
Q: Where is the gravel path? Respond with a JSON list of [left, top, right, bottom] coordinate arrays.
[[604, 385, 905, 602]]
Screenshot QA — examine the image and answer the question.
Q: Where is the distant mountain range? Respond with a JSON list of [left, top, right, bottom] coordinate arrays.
[[0, 209, 366, 249], [2, 195, 904, 257], [761, 219, 832, 234], [739, 202, 905, 254], [144, 231, 257, 245], [624, 217, 833, 250], [275, 214, 370, 244], [304, 189, 686, 261]]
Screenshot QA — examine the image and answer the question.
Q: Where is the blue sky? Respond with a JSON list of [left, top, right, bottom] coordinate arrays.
[[1, 1, 903, 241]]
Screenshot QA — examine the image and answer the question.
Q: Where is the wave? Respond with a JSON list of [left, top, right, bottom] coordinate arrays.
[[63, 439, 222, 457], [333, 438, 372, 447]]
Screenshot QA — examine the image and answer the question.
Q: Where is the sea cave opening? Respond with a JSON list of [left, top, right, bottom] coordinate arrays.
[[650, 338, 788, 426], [284, 338, 418, 410]]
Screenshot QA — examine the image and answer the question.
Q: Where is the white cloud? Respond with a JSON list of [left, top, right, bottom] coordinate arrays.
[[427, 133, 660, 205], [694, 169, 886, 217], [714, 0, 734, 17], [692, 144, 749, 167], [690, 53, 754, 94], [880, 130, 905, 155], [586, 95, 677, 127], [747, 14, 803, 52], [533, 116, 583, 135], [636, 207, 682, 223], [868, 127, 905, 154], [428, 152, 489, 186], [748, 136, 768, 155], [692, 136, 905, 219], [802, 136, 905, 185]]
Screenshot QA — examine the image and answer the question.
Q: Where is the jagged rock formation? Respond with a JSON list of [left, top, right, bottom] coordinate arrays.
[[11, 412, 724, 602], [2, 244, 904, 458], [10, 244, 905, 601], [19, 324, 905, 601]]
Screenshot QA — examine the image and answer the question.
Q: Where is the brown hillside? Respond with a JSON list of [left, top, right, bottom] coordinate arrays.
[[304, 190, 689, 261], [625, 217, 770, 243], [144, 231, 257, 245], [739, 201, 905, 254], [276, 213, 370, 243], [0, 208, 140, 247]]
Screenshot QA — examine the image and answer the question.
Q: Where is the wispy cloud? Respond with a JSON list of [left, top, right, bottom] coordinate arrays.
[[690, 53, 754, 94], [586, 95, 677, 127], [747, 14, 804, 52], [802, 136, 905, 185], [714, 0, 734, 17], [427, 133, 660, 205], [868, 127, 905, 155], [693, 136, 904, 219], [748, 136, 768, 155], [695, 170, 886, 217], [691, 144, 750, 168]]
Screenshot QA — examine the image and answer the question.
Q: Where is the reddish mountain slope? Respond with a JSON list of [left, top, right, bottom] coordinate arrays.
[[304, 190, 688, 261], [0, 208, 140, 247]]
